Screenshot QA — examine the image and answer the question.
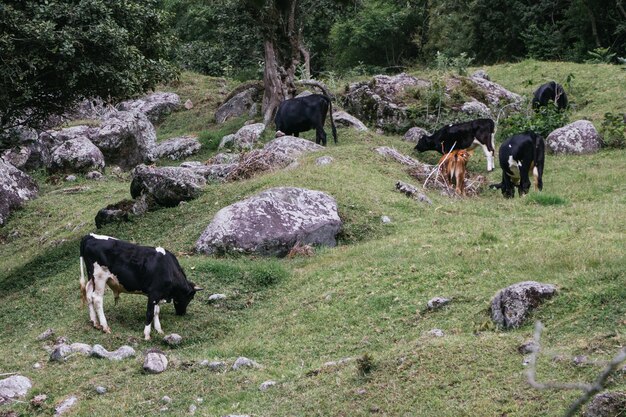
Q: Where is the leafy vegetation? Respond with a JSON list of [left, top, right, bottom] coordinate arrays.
[[600, 112, 626, 149]]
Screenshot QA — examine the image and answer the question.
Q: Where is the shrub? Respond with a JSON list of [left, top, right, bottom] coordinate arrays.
[[600, 112, 626, 149], [498, 103, 569, 142]]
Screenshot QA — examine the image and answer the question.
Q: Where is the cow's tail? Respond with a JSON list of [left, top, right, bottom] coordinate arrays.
[[325, 96, 338, 144], [79, 256, 87, 307]]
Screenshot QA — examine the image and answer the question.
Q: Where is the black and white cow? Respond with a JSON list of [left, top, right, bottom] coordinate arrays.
[[532, 81, 568, 110], [79, 233, 202, 340], [414, 118, 496, 171], [275, 94, 338, 146], [490, 132, 545, 198]]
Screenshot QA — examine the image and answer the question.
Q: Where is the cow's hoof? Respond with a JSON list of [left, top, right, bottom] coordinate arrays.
[[94, 323, 102, 330], [144, 336, 151, 341], [102, 327, 111, 334]]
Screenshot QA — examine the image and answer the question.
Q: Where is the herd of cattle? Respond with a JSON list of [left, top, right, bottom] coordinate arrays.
[[77, 81, 568, 339]]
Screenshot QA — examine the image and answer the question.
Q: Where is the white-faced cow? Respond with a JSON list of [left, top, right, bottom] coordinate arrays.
[[79, 233, 202, 340], [532, 81, 568, 110], [414, 118, 496, 171], [274, 94, 338, 146], [490, 132, 545, 198]]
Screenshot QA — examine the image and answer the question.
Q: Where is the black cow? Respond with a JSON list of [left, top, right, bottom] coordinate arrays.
[[414, 118, 496, 171], [275, 94, 337, 146], [490, 132, 545, 198], [79, 233, 202, 340], [532, 81, 568, 110]]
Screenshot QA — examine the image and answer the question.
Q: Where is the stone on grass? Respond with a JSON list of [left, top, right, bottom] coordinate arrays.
[[0, 375, 32, 401], [50, 344, 73, 362], [65, 175, 77, 182], [37, 328, 55, 341], [315, 156, 334, 166], [461, 99, 492, 118], [215, 87, 261, 124], [0, 159, 39, 226], [428, 329, 445, 337], [95, 386, 107, 395], [195, 187, 341, 257], [163, 334, 183, 347], [490, 281, 557, 329], [47, 137, 105, 174], [184, 99, 194, 110], [161, 396, 172, 404], [208, 294, 227, 302], [54, 395, 78, 416], [546, 120, 601, 155], [131, 165, 206, 207], [381, 216, 391, 224], [468, 75, 522, 107], [232, 357, 261, 370], [30, 394, 47, 407], [404, 127, 430, 143], [91, 344, 136, 361], [117, 92, 181, 123], [584, 392, 626, 417], [517, 340, 539, 355], [144, 350, 168, 374], [427, 297, 450, 310], [154, 136, 201, 161], [259, 381, 277, 391], [86, 171, 104, 180], [219, 123, 265, 150], [333, 111, 368, 131], [70, 343, 92, 355]]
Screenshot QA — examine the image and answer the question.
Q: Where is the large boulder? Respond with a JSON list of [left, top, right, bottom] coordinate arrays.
[[404, 127, 431, 143], [94, 196, 155, 229], [48, 137, 105, 173], [261, 136, 324, 168], [131, 164, 206, 207], [546, 120, 601, 155], [215, 87, 261, 124], [468, 75, 522, 107], [182, 163, 238, 183], [0, 375, 32, 403], [0, 126, 46, 171], [195, 187, 342, 257], [219, 123, 265, 150], [490, 281, 557, 329], [342, 73, 430, 132], [154, 136, 201, 161], [90, 111, 156, 169], [584, 392, 626, 417], [0, 159, 38, 226], [117, 92, 181, 123], [461, 99, 492, 118], [332, 111, 368, 131]]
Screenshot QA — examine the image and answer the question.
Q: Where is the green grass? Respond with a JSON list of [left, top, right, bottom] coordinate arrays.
[[1, 63, 625, 416]]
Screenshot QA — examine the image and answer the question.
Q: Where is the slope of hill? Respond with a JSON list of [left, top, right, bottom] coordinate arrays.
[[0, 61, 624, 416]]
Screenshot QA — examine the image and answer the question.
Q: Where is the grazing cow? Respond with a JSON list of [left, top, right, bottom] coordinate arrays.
[[438, 149, 472, 196], [79, 233, 202, 340], [490, 132, 545, 198], [532, 81, 568, 110], [414, 118, 496, 171], [274, 94, 338, 146]]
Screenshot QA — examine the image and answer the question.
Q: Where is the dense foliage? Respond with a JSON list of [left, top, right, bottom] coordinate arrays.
[[0, 0, 177, 135]]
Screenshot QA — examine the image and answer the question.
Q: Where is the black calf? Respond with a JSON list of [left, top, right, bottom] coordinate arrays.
[[275, 94, 337, 146]]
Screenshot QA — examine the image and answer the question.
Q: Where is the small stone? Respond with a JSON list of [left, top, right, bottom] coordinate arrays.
[[315, 156, 334, 166], [144, 350, 168, 374], [161, 396, 172, 404], [95, 386, 107, 395], [381, 216, 391, 224], [30, 394, 47, 407], [37, 328, 55, 341], [207, 361, 226, 371], [50, 344, 73, 362], [518, 340, 539, 355], [160, 407, 169, 412], [189, 404, 197, 415], [428, 329, 445, 337], [65, 175, 77, 182], [54, 395, 78, 416], [184, 99, 194, 110], [196, 398, 203, 403], [163, 333, 183, 346], [54, 336, 70, 345], [86, 171, 103, 180], [33, 362, 42, 369], [573, 355, 588, 366], [416, 193, 432, 205], [208, 293, 227, 302], [427, 297, 450, 310], [70, 343, 92, 355], [259, 380, 276, 391], [356, 389, 367, 395], [232, 357, 260, 370]]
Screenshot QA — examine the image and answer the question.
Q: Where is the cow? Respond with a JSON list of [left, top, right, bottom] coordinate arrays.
[[414, 118, 496, 172], [274, 94, 338, 146], [532, 81, 568, 110], [490, 132, 545, 198], [438, 149, 472, 196], [79, 233, 202, 340]]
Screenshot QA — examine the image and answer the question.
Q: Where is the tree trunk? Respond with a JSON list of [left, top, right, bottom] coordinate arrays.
[[585, 2, 601, 48], [299, 40, 311, 80], [617, 0, 626, 20]]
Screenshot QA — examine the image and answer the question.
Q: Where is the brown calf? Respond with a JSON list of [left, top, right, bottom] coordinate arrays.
[[438, 149, 472, 195]]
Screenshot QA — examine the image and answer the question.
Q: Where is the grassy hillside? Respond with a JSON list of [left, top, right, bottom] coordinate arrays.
[[0, 61, 625, 416]]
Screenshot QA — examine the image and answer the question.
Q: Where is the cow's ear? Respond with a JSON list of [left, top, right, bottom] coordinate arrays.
[[193, 285, 204, 291]]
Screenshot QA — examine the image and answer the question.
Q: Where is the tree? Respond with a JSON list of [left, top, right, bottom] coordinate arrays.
[[0, 0, 177, 140]]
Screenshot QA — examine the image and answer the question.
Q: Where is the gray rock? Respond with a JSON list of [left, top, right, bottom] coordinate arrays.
[[95, 386, 107, 395], [517, 340, 539, 355], [490, 281, 557, 329], [381, 216, 391, 224], [428, 329, 445, 337], [232, 357, 261, 370], [471, 70, 490, 80], [461, 99, 492, 118], [37, 328, 55, 341], [2, 145, 32, 171], [48, 137, 105, 173], [131, 164, 206, 207], [117, 92, 181, 123], [219, 134, 236, 150], [184, 99, 194, 110], [64, 175, 77, 182], [584, 392, 626, 417], [163, 333, 183, 346], [215, 87, 261, 124], [90, 344, 136, 361], [30, 393, 47, 407], [208, 293, 227, 301], [33, 362, 42, 369], [200, 360, 227, 371], [209, 153, 241, 165], [70, 343, 92, 355], [219, 123, 265, 150], [54, 395, 78, 416], [161, 396, 172, 404], [144, 351, 168, 374], [0, 159, 38, 226], [404, 127, 431, 143], [154, 136, 201, 160], [0, 375, 32, 400], [50, 344, 73, 362], [262, 136, 324, 166], [94, 197, 155, 229], [468, 75, 522, 107], [86, 171, 104, 180], [184, 163, 238, 183], [90, 111, 156, 170], [315, 156, 334, 166], [259, 380, 277, 391], [189, 404, 197, 415], [196, 187, 341, 257], [333, 111, 368, 131], [546, 120, 601, 155], [427, 297, 450, 310]]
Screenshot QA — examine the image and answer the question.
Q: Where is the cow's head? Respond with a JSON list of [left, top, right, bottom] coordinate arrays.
[[414, 134, 437, 153], [174, 283, 203, 315]]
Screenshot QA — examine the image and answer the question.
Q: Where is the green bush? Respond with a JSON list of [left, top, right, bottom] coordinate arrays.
[[498, 103, 569, 142], [600, 112, 626, 149]]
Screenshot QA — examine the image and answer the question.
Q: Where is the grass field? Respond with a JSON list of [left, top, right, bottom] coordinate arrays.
[[0, 61, 625, 416]]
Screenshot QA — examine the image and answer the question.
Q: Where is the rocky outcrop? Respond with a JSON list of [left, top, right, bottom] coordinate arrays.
[[468, 75, 522, 107], [195, 187, 342, 257], [219, 123, 265, 150], [0, 159, 38, 226], [131, 165, 206, 207], [404, 127, 431, 143], [154, 136, 201, 160], [117, 92, 181, 123], [546, 120, 601, 155], [48, 137, 105, 173], [90, 111, 157, 169], [215, 87, 261, 124], [94, 196, 155, 229], [183, 163, 238, 183], [332, 111, 368, 131], [461, 99, 492, 118], [490, 281, 557, 329], [261, 136, 324, 167], [584, 392, 626, 417]]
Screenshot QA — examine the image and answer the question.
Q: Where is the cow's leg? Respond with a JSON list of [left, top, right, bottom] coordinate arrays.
[[144, 297, 159, 340], [315, 126, 327, 146], [519, 161, 532, 196], [92, 264, 111, 334], [153, 303, 164, 335], [85, 280, 99, 329], [473, 139, 494, 172], [503, 172, 515, 198]]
